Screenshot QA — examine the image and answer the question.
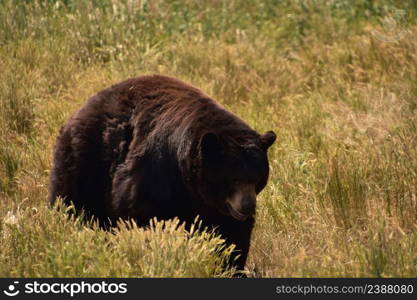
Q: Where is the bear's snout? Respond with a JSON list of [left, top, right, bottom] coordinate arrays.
[[226, 184, 256, 221]]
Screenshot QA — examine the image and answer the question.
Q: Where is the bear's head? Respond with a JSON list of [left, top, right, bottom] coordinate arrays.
[[198, 130, 276, 221]]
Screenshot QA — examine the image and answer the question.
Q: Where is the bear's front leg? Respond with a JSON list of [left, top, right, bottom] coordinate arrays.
[[214, 216, 255, 273]]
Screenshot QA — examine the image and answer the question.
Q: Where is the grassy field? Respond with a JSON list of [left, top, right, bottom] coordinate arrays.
[[0, 0, 416, 277]]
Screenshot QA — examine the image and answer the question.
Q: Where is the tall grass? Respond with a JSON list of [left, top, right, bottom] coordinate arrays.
[[0, 0, 416, 277]]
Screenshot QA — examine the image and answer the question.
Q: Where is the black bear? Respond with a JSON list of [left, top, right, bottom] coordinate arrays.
[[49, 75, 276, 272]]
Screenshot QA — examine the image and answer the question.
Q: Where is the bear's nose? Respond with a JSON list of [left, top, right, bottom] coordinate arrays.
[[240, 196, 256, 215], [226, 183, 257, 221], [226, 197, 256, 221]]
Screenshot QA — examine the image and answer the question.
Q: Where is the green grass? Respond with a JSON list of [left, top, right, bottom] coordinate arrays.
[[0, 0, 416, 277]]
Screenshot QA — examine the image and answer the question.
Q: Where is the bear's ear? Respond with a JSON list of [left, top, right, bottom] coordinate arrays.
[[260, 131, 276, 151], [201, 132, 222, 160]]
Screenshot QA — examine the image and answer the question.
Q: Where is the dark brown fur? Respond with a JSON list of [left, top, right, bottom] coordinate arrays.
[[49, 75, 276, 272]]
